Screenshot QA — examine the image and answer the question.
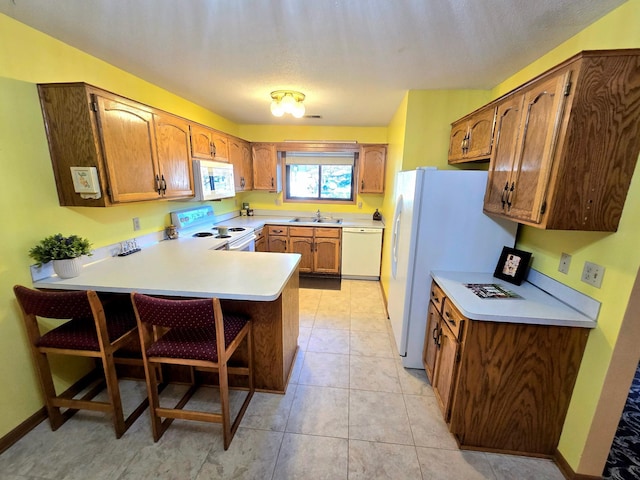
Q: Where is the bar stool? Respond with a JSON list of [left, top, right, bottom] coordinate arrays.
[[13, 285, 148, 438], [130, 293, 254, 449]]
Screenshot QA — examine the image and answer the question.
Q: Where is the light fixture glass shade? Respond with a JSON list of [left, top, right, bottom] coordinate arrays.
[[270, 100, 285, 117], [291, 101, 305, 118], [270, 90, 306, 118]]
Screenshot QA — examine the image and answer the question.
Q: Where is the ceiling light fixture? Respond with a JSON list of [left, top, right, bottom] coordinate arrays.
[[270, 90, 306, 118]]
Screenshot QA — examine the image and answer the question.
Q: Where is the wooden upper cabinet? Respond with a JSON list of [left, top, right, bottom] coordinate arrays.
[[211, 131, 229, 162], [153, 113, 194, 199], [448, 106, 497, 164], [358, 145, 386, 194], [252, 143, 281, 192], [189, 124, 215, 160], [229, 137, 253, 191], [483, 49, 640, 231], [94, 94, 160, 203]]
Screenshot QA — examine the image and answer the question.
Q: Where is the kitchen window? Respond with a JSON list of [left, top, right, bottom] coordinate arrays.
[[284, 152, 355, 202]]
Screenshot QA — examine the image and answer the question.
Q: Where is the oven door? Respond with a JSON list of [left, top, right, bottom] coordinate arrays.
[[227, 234, 257, 252]]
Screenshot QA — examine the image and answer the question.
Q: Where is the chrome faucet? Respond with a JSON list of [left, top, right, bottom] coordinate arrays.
[[316, 209, 321, 219]]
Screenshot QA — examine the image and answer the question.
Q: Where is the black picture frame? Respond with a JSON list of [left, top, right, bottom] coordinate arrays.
[[493, 246, 532, 286]]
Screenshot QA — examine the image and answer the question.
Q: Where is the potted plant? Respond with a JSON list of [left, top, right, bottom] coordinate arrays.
[[29, 233, 92, 278]]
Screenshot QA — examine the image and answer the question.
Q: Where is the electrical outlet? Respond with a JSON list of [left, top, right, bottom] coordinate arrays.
[[132, 217, 140, 231], [558, 253, 571, 274], [358, 202, 363, 209], [581, 261, 605, 288]]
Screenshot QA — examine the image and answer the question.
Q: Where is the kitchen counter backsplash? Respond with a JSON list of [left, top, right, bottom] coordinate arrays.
[[210, 209, 385, 229]]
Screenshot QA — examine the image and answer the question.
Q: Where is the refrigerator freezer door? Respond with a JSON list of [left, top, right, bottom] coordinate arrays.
[[387, 169, 421, 358]]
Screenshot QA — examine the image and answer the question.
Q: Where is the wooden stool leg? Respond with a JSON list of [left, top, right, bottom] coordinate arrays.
[[100, 353, 126, 438]]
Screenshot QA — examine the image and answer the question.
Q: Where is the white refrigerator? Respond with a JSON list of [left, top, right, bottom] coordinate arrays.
[[388, 168, 518, 369]]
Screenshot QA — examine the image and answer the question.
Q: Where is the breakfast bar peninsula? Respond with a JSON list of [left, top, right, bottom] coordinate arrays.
[[33, 239, 302, 393]]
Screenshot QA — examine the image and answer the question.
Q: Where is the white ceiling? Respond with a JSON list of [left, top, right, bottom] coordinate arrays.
[[0, 0, 627, 126]]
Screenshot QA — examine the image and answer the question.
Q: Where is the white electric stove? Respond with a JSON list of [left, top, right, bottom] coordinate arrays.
[[170, 206, 256, 251]]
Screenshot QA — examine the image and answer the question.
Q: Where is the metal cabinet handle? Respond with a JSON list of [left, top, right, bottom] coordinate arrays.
[[361, 179, 365, 190], [155, 174, 161, 195], [507, 182, 515, 210], [500, 182, 509, 208], [161, 174, 167, 193], [445, 310, 456, 326], [271, 177, 274, 188], [432, 326, 439, 345]]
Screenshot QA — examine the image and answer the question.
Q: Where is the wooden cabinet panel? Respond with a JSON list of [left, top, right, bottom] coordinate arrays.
[[429, 282, 446, 314], [483, 50, 640, 231], [423, 301, 440, 383], [229, 138, 252, 191], [314, 238, 341, 274], [449, 320, 589, 455], [289, 236, 313, 273], [211, 131, 229, 162], [432, 319, 459, 421], [448, 106, 497, 164], [252, 143, 280, 192], [358, 145, 386, 193], [254, 228, 267, 252], [94, 95, 160, 203], [268, 236, 287, 253], [154, 113, 194, 199], [189, 124, 215, 160]]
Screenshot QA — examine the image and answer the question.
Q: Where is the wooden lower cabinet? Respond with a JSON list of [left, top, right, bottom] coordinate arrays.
[[254, 227, 267, 252], [425, 280, 589, 456], [267, 226, 288, 253], [288, 226, 341, 275]]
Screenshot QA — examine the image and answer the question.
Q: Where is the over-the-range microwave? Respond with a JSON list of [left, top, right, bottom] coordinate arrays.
[[192, 159, 236, 201]]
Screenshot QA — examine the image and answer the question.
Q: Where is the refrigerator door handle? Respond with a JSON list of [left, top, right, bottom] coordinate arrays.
[[391, 194, 403, 278]]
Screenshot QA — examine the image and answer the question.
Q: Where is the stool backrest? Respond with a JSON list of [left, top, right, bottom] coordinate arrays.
[[14, 285, 96, 319], [130, 294, 217, 329]]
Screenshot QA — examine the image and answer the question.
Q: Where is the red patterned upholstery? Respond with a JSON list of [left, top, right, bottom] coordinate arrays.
[[13, 285, 147, 438], [130, 292, 254, 448]]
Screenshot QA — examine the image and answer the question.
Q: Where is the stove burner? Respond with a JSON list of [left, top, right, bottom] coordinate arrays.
[[193, 232, 214, 237], [215, 234, 231, 239], [229, 227, 246, 232]]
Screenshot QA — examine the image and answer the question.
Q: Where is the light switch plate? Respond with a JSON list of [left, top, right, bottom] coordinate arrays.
[[581, 261, 605, 288], [558, 253, 571, 274]]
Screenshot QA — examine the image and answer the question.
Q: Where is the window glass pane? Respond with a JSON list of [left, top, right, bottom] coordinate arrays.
[[289, 164, 319, 198], [320, 165, 352, 199]]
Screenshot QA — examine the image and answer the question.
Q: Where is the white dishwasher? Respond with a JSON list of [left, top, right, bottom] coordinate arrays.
[[341, 228, 383, 279]]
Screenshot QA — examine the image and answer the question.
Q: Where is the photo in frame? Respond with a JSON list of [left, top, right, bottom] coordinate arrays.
[[493, 246, 532, 286]]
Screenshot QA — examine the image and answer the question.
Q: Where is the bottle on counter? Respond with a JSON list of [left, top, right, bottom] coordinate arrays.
[[373, 209, 382, 221]]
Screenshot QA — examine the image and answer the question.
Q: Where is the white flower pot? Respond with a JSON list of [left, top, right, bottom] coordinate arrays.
[[52, 257, 82, 279]]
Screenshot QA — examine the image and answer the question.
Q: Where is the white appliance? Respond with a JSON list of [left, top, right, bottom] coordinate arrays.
[[170, 206, 256, 251], [193, 160, 235, 201], [341, 227, 383, 279], [388, 168, 517, 369]]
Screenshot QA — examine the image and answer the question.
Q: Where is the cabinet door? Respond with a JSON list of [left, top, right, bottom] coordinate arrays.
[[252, 144, 279, 191], [190, 124, 214, 160], [268, 236, 288, 253], [448, 120, 468, 162], [290, 237, 314, 273], [484, 95, 524, 215], [423, 301, 441, 383], [508, 72, 570, 223], [94, 95, 159, 203], [229, 138, 253, 191], [466, 107, 496, 159], [358, 146, 386, 193], [154, 113, 194, 199], [432, 320, 459, 421], [211, 131, 229, 162], [314, 238, 341, 274]]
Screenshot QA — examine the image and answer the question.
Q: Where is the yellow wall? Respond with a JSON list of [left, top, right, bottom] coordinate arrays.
[[488, 0, 640, 474], [0, 15, 244, 436]]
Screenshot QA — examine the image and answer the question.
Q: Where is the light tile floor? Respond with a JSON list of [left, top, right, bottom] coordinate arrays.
[[0, 280, 565, 479]]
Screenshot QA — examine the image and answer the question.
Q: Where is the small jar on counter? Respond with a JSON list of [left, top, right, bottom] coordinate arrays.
[[165, 224, 179, 239]]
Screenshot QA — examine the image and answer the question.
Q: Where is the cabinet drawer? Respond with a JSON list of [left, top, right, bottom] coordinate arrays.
[[430, 281, 446, 313], [442, 300, 465, 339], [289, 226, 314, 237], [315, 227, 341, 238], [254, 228, 265, 240], [267, 225, 288, 236]]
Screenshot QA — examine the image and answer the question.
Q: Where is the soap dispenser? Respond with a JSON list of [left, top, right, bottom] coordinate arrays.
[[373, 209, 382, 221]]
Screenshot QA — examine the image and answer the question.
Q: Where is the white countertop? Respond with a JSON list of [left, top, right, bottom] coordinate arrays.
[[214, 215, 385, 231], [34, 239, 301, 302], [431, 271, 597, 329]]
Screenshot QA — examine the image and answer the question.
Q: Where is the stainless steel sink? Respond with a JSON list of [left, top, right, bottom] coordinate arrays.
[[316, 218, 342, 224], [289, 217, 343, 224]]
